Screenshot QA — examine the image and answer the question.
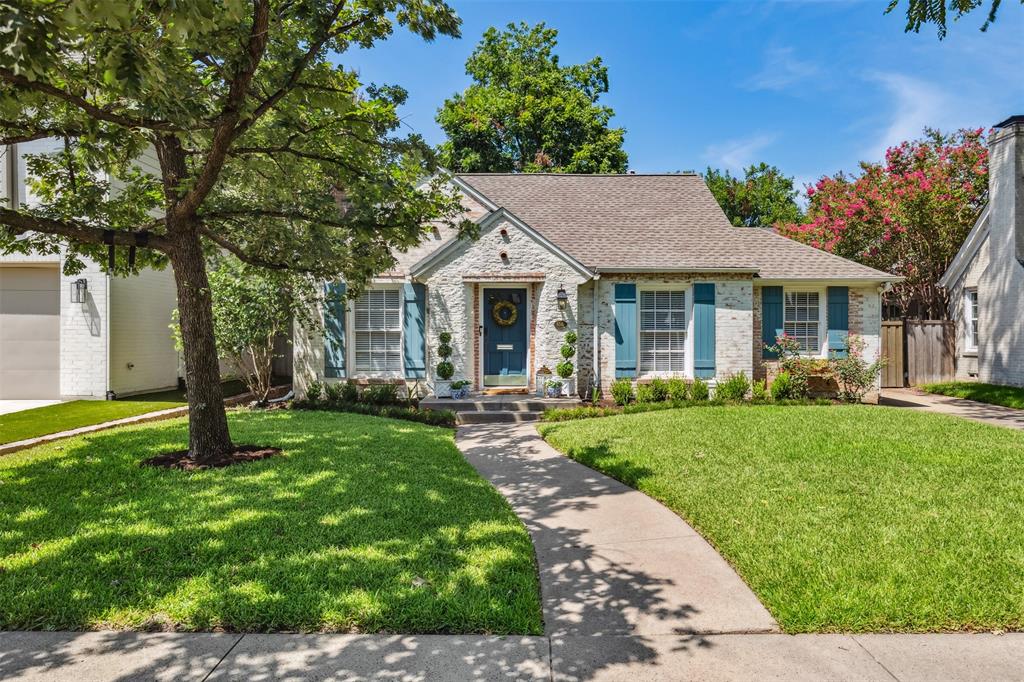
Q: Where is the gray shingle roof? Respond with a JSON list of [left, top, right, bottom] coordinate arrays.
[[456, 173, 895, 280]]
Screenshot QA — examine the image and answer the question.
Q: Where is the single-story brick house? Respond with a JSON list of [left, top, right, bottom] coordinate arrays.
[[938, 115, 1024, 386], [294, 173, 896, 398]]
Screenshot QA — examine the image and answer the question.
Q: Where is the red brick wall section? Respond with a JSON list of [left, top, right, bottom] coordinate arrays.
[[473, 284, 480, 389], [529, 282, 537, 393]]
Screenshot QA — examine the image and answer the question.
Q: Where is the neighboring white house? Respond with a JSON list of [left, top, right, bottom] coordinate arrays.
[[939, 114, 1024, 386], [0, 140, 180, 400], [295, 172, 897, 399]]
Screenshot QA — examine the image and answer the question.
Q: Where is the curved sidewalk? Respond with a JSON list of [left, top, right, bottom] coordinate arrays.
[[456, 422, 778, 637]]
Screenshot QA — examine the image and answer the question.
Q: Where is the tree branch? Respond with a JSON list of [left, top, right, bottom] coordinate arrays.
[[0, 207, 173, 251], [174, 0, 272, 219], [197, 225, 295, 270], [200, 208, 348, 228], [0, 70, 179, 131]]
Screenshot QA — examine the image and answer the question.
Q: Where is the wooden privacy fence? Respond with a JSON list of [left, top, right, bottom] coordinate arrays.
[[879, 320, 955, 388]]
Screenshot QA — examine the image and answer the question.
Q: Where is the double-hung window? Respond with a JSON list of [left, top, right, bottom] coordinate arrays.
[[639, 289, 686, 373], [783, 291, 821, 353], [965, 289, 979, 352], [354, 288, 401, 372]]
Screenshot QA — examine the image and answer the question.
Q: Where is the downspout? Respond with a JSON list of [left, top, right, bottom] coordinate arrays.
[[592, 274, 601, 400]]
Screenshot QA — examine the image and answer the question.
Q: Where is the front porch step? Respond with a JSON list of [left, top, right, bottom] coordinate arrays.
[[456, 411, 543, 424]]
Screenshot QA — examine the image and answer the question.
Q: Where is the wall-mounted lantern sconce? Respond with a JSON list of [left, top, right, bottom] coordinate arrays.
[[71, 278, 88, 303], [556, 284, 568, 311]]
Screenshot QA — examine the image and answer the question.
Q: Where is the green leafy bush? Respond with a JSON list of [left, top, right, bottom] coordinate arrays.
[[831, 335, 885, 402], [610, 378, 635, 406], [557, 331, 577, 379], [436, 331, 454, 380], [690, 378, 710, 401], [363, 383, 400, 406], [667, 377, 688, 402], [340, 380, 360, 403], [292, 400, 456, 427], [325, 382, 343, 402], [716, 372, 750, 401], [649, 378, 669, 402], [771, 371, 795, 401], [751, 379, 769, 402], [635, 383, 656, 404], [306, 381, 324, 402]]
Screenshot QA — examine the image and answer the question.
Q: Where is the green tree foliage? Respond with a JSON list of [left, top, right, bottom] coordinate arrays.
[[437, 22, 628, 174], [703, 163, 803, 228], [886, 0, 1020, 38], [198, 258, 316, 404], [0, 0, 471, 461]]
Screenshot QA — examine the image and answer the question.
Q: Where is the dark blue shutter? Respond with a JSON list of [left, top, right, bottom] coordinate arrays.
[[614, 283, 637, 378], [827, 286, 849, 358], [324, 282, 346, 378], [403, 282, 426, 378], [762, 286, 784, 359], [693, 283, 716, 379]]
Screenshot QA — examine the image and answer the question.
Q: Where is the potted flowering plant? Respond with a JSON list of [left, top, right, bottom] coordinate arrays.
[[434, 331, 454, 398], [450, 379, 471, 400], [545, 379, 563, 398]]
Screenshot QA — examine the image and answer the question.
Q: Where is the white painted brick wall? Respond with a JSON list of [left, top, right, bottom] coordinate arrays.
[[59, 258, 108, 398]]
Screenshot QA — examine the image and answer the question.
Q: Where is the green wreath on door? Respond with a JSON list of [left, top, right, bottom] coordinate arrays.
[[491, 300, 518, 327]]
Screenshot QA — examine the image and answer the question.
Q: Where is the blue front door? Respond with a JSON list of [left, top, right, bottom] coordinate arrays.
[[483, 288, 528, 386]]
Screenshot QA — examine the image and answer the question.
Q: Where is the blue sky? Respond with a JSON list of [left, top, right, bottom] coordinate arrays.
[[342, 1, 1023, 194]]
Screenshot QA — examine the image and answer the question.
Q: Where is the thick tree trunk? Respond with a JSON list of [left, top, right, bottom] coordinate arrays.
[[170, 228, 233, 461]]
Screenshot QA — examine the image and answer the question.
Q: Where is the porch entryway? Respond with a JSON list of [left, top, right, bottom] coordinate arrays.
[[482, 287, 529, 388]]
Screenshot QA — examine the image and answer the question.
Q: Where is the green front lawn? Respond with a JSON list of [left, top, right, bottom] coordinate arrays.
[[0, 381, 249, 445], [0, 410, 542, 634], [539, 405, 1024, 633], [922, 381, 1024, 410]]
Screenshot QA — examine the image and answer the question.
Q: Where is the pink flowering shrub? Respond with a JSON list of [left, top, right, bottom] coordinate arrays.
[[778, 128, 988, 318]]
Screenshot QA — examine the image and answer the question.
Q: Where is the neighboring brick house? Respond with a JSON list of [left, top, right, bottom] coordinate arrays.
[[0, 140, 180, 400], [295, 173, 896, 399], [939, 115, 1024, 386]]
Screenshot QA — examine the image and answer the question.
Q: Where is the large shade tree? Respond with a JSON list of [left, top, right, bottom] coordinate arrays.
[[437, 22, 628, 174], [0, 0, 471, 463], [777, 128, 988, 319], [703, 163, 803, 228]]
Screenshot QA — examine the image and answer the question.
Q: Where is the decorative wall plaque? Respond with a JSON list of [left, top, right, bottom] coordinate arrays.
[[554, 320, 567, 331]]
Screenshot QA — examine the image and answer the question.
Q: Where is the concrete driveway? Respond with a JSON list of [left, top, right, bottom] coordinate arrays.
[[0, 399, 61, 416]]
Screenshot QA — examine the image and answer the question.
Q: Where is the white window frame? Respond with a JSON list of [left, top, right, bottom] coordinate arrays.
[[635, 283, 693, 378], [964, 288, 979, 354], [348, 284, 404, 378], [781, 287, 827, 357]]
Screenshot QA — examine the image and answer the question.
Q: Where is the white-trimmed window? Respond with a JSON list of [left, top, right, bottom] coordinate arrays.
[[353, 288, 401, 372], [965, 289, 979, 352], [784, 291, 821, 353], [639, 289, 686, 373]]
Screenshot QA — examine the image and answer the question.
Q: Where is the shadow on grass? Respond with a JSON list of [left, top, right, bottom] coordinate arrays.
[[0, 410, 541, 636]]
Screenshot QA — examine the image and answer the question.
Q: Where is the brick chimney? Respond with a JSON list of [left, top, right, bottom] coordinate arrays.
[[989, 115, 1024, 266]]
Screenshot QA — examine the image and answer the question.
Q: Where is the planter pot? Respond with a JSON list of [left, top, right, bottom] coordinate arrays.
[[434, 380, 452, 398], [536, 373, 552, 397], [559, 377, 576, 397], [451, 386, 470, 400], [545, 385, 561, 398]]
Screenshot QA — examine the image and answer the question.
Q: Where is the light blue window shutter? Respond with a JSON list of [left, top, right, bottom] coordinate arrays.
[[762, 286, 784, 359], [693, 283, 716, 379], [403, 282, 426, 378], [614, 283, 637, 378], [827, 286, 849, 358], [324, 282, 346, 378]]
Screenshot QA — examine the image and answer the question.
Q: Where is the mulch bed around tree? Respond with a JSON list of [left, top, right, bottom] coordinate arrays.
[[141, 445, 282, 470]]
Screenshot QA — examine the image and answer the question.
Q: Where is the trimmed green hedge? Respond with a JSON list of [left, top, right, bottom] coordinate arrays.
[[291, 399, 457, 427], [542, 397, 832, 422]]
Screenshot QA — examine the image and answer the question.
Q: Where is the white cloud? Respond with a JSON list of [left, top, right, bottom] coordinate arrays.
[[703, 133, 777, 172], [863, 73, 949, 159], [745, 47, 821, 91]]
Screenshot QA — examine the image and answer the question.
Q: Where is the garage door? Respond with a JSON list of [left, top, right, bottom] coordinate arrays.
[[0, 266, 60, 399]]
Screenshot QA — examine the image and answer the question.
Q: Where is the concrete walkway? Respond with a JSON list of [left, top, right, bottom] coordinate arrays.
[[881, 387, 1024, 430], [3, 617, 1024, 680], [457, 422, 778, 637]]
